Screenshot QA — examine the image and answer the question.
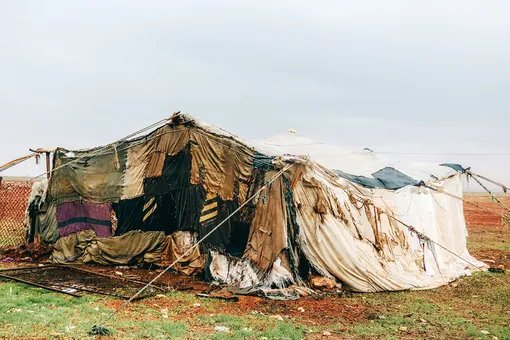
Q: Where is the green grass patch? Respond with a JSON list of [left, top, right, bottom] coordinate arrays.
[[114, 320, 188, 339], [0, 281, 111, 338], [197, 314, 305, 339]]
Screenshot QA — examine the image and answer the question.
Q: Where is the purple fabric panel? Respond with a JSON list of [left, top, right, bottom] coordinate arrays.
[[58, 223, 112, 238], [56, 201, 112, 238], [56, 201, 111, 222]]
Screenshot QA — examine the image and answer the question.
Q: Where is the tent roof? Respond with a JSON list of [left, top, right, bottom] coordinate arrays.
[[187, 115, 460, 187]]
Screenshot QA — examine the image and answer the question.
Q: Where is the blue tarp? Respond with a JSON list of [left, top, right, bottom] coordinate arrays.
[[334, 167, 419, 190]]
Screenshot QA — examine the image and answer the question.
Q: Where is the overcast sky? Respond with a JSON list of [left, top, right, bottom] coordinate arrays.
[[0, 1, 509, 191]]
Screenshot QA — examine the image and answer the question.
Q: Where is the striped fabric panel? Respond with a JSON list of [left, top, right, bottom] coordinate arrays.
[[200, 192, 219, 225], [143, 197, 158, 222]]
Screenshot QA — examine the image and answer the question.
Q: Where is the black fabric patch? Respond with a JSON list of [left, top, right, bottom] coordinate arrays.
[[199, 199, 236, 253], [113, 196, 144, 236], [114, 186, 206, 236], [226, 221, 250, 256], [143, 148, 192, 197]]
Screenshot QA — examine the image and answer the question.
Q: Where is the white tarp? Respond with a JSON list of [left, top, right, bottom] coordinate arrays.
[[292, 164, 484, 292]]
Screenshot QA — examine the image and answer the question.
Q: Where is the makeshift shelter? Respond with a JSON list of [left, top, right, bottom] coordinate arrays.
[[25, 113, 484, 294]]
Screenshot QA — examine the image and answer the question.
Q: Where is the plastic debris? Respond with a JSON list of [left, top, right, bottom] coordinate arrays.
[[214, 326, 230, 333], [270, 314, 284, 321]]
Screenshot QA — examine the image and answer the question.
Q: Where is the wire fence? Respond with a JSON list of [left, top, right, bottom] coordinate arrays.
[[0, 178, 32, 249]]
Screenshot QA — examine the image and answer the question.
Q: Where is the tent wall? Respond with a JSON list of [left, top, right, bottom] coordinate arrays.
[[294, 163, 483, 292]]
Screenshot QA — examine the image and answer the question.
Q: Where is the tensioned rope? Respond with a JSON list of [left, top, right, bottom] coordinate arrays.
[[385, 212, 485, 271], [469, 171, 508, 193], [467, 172, 510, 213], [89, 163, 294, 335], [28, 117, 171, 181], [424, 184, 507, 217], [347, 193, 486, 272]]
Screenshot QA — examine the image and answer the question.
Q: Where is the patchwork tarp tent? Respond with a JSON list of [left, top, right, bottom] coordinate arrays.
[[25, 113, 484, 293]]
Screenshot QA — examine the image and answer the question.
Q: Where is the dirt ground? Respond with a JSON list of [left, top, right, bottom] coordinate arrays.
[[0, 194, 508, 339], [463, 194, 510, 269]]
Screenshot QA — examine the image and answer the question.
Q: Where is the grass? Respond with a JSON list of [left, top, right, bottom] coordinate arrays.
[[0, 283, 108, 338], [1, 273, 507, 339], [0, 282, 307, 339], [195, 314, 305, 339]]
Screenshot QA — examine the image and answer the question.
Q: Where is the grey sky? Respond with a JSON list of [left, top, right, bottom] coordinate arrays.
[[1, 1, 509, 191]]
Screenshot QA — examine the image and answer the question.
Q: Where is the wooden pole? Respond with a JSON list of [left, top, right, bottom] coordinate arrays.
[[45, 152, 51, 179]]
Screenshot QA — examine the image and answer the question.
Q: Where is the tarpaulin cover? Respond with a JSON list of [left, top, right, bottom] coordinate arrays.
[[440, 163, 468, 173], [122, 136, 156, 199], [50, 229, 97, 263], [189, 130, 254, 201], [112, 196, 144, 236], [56, 201, 112, 237], [83, 230, 166, 265], [49, 146, 127, 204], [292, 163, 485, 292], [50, 229, 166, 265], [334, 167, 419, 190], [113, 187, 206, 235], [143, 148, 193, 196], [199, 196, 236, 252], [243, 171, 288, 273], [161, 231, 204, 275], [31, 203, 59, 245]]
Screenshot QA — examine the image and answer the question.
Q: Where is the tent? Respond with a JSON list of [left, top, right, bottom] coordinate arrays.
[[25, 113, 485, 294]]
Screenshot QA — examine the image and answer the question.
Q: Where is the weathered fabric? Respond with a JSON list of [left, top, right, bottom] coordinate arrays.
[[34, 203, 60, 244], [56, 201, 112, 237], [334, 167, 419, 190], [82, 230, 166, 265], [41, 114, 482, 293], [243, 171, 288, 273], [161, 231, 204, 275], [113, 196, 144, 236], [122, 137, 156, 199], [207, 250, 262, 288], [145, 126, 191, 178], [189, 130, 254, 201], [293, 164, 485, 292], [199, 195, 236, 253], [50, 229, 166, 265], [114, 186, 206, 236], [143, 148, 192, 197], [49, 146, 127, 204], [50, 229, 97, 263]]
